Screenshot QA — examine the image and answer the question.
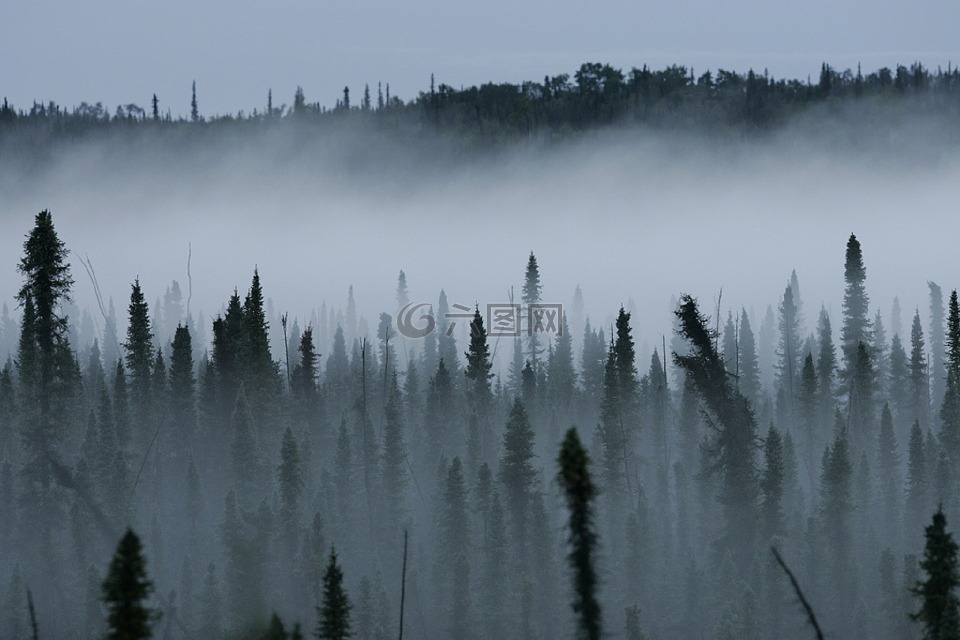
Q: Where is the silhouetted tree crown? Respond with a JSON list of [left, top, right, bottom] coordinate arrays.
[[101, 528, 158, 640]]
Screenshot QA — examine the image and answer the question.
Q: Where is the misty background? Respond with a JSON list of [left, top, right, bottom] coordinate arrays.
[[1, 109, 958, 362]]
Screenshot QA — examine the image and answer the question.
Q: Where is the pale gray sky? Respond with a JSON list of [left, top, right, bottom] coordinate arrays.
[[3, 0, 959, 116]]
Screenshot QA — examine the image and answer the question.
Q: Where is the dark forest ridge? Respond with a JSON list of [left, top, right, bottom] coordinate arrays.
[[2, 60, 959, 146]]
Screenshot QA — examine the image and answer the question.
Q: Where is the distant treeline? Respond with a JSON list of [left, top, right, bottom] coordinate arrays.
[[2, 61, 960, 148]]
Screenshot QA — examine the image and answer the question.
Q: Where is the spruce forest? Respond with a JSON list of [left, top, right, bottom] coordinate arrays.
[[2, 62, 960, 640]]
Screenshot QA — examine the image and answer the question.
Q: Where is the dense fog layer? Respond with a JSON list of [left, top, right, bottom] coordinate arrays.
[[2, 107, 958, 359], [1, 99, 960, 640]]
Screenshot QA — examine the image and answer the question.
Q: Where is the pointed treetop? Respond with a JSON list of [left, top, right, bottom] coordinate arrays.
[[523, 252, 542, 305], [845, 233, 866, 284]]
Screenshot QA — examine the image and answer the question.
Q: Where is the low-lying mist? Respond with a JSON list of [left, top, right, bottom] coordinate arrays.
[[1, 99, 957, 363]]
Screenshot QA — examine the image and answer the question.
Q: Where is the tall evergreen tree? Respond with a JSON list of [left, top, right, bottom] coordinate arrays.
[[912, 506, 960, 640], [819, 428, 855, 635], [168, 324, 195, 452], [395, 270, 409, 311], [549, 312, 577, 422], [380, 370, 407, 537], [557, 427, 601, 640], [912, 310, 932, 429], [891, 332, 911, 428], [316, 548, 351, 640], [17, 210, 74, 395], [614, 306, 639, 433], [325, 325, 349, 415], [758, 304, 777, 393], [241, 269, 278, 422], [840, 234, 871, 380], [776, 284, 801, 427], [15, 210, 76, 597], [464, 306, 494, 461], [113, 358, 131, 448], [849, 341, 877, 450], [940, 291, 960, 462], [499, 398, 537, 564], [522, 253, 543, 369], [930, 282, 948, 412], [377, 312, 397, 376], [125, 279, 153, 442], [797, 352, 819, 459], [642, 349, 669, 462], [231, 388, 261, 501], [479, 488, 507, 638], [722, 310, 738, 378], [210, 293, 244, 433], [739, 309, 761, 407], [423, 358, 456, 463], [908, 420, 930, 534], [597, 341, 626, 495], [291, 327, 320, 429], [101, 528, 158, 640], [817, 306, 837, 414], [878, 402, 902, 545], [438, 457, 471, 639], [760, 424, 785, 541], [580, 321, 606, 413], [673, 294, 759, 572], [16, 293, 38, 401], [874, 308, 889, 397]]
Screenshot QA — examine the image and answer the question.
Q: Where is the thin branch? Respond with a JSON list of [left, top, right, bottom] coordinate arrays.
[[26, 588, 39, 640], [398, 529, 408, 640], [771, 546, 824, 640], [73, 251, 120, 357], [186, 243, 193, 318], [281, 312, 290, 386]]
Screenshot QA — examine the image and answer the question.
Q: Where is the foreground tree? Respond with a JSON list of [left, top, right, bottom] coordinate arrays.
[[316, 547, 351, 640], [941, 291, 960, 461], [102, 528, 158, 640], [17, 209, 74, 436], [557, 427, 601, 640], [840, 233, 871, 380], [912, 506, 960, 640], [168, 324, 196, 450], [16, 210, 77, 598], [673, 294, 759, 572], [17, 210, 74, 398], [125, 279, 154, 434], [464, 306, 494, 462]]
